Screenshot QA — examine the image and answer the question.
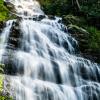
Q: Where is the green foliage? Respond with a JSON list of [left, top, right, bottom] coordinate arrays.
[[0, 64, 5, 74], [0, 73, 13, 100], [0, 64, 5, 92], [0, 0, 15, 21], [0, 0, 9, 21], [62, 15, 86, 26], [86, 26, 100, 52], [0, 96, 13, 100], [0, 75, 4, 92], [40, 0, 71, 15], [79, 0, 100, 17], [40, 0, 100, 18], [63, 15, 79, 24], [63, 14, 100, 54]]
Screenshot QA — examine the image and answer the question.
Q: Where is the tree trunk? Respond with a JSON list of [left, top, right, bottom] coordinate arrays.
[[75, 0, 81, 11]]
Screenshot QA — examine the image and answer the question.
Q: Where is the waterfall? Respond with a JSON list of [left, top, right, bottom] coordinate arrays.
[[0, 20, 13, 61], [1, 0, 100, 100], [4, 0, 44, 18]]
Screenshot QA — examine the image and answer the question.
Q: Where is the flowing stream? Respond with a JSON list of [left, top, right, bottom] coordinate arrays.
[[0, 0, 100, 100]]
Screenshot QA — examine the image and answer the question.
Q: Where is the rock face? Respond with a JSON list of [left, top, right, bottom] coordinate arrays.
[[7, 20, 22, 50], [1, 19, 21, 75], [0, 21, 5, 33], [1, 20, 23, 75], [4, 1, 15, 13]]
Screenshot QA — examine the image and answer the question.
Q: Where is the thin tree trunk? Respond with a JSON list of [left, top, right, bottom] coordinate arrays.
[[75, 0, 81, 11]]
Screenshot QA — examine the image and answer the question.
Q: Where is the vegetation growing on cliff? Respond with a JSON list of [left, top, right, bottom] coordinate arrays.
[[0, 64, 13, 99], [86, 26, 100, 51], [0, 74, 4, 92], [0, 0, 15, 21], [0, 0, 9, 21]]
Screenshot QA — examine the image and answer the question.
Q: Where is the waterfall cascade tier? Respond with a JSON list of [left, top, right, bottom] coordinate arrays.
[[0, 0, 100, 100], [4, 0, 45, 18]]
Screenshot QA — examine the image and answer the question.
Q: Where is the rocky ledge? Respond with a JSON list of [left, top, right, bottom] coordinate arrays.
[[0, 21, 5, 33]]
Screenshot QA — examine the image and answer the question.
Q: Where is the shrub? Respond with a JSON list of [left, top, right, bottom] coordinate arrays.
[[86, 26, 100, 52]]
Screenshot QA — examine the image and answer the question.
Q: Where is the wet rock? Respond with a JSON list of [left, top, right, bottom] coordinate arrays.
[[81, 85, 100, 100], [6, 20, 22, 50], [0, 20, 24, 75], [4, 1, 16, 14], [2, 50, 24, 75], [37, 15, 46, 21], [0, 21, 5, 33], [52, 61, 62, 84], [48, 15, 56, 20]]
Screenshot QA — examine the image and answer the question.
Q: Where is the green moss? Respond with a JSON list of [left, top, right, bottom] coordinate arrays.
[[0, 96, 13, 100], [0, 0, 15, 21], [0, 64, 5, 74], [0, 74, 4, 92], [0, 0, 9, 21], [68, 24, 88, 34], [0, 74, 13, 100]]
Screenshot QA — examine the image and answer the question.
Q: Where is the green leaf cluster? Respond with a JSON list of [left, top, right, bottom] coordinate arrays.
[[86, 26, 100, 51], [0, 0, 9, 21]]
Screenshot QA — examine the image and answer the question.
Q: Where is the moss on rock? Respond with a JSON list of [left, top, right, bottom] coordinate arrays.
[[0, 0, 16, 21], [0, 75, 4, 92]]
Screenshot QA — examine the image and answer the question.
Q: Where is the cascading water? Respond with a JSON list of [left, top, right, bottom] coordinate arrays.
[[0, 0, 100, 100], [0, 20, 13, 61], [4, 0, 44, 18]]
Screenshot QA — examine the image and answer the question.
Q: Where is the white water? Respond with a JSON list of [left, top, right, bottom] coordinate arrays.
[[4, 0, 44, 18], [1, 0, 100, 100], [0, 20, 13, 61]]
